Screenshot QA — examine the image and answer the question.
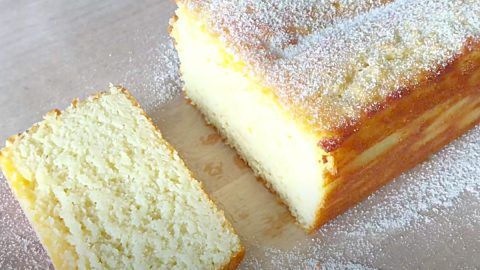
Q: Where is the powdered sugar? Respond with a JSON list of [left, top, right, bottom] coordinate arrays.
[[122, 39, 182, 111], [141, 40, 183, 110], [0, 178, 53, 269], [150, 41, 183, 107], [186, 0, 480, 131]]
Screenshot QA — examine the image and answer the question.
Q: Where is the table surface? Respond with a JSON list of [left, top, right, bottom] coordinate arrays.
[[0, 1, 479, 269]]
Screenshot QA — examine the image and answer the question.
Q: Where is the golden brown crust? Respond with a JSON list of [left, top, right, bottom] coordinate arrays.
[[312, 98, 479, 231], [310, 41, 480, 232], [168, 14, 178, 35], [220, 247, 245, 270], [318, 40, 480, 152]]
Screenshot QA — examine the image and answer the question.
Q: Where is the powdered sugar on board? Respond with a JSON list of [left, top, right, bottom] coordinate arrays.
[[122, 38, 183, 111], [0, 179, 53, 270], [240, 125, 480, 269]]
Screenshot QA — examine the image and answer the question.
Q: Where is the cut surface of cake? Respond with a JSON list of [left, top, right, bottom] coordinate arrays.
[[170, 0, 480, 231], [0, 85, 243, 269]]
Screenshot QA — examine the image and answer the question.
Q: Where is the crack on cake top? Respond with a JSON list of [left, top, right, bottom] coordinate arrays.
[[185, 0, 480, 131]]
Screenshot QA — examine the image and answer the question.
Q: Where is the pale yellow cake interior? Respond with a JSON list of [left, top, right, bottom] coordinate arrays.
[[172, 7, 334, 229], [0, 86, 242, 270]]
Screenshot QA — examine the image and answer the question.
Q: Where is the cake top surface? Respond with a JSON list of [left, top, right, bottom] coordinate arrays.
[[184, 0, 480, 132]]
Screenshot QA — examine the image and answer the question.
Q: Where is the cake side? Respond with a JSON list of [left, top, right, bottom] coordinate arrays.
[[315, 43, 480, 228], [0, 86, 243, 269], [180, 0, 480, 134], [324, 41, 480, 172]]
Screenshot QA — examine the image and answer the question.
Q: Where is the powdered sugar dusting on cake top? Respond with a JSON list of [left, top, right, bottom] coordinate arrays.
[[187, 0, 390, 61], [185, 0, 480, 131]]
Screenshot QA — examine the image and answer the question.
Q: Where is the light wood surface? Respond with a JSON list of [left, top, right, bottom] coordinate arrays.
[[0, 1, 479, 269]]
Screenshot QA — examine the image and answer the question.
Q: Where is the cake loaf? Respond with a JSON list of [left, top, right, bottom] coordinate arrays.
[[0, 85, 244, 269], [171, 0, 480, 231]]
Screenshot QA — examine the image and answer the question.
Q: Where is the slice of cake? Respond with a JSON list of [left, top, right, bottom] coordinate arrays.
[[0, 85, 244, 269], [170, 0, 480, 231]]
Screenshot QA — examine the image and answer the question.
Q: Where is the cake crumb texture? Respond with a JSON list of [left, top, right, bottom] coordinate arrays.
[[0, 86, 242, 270]]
